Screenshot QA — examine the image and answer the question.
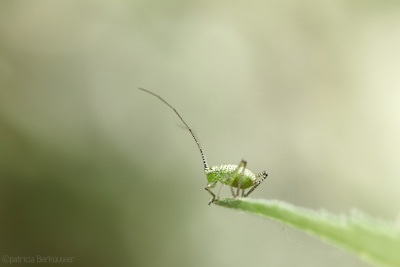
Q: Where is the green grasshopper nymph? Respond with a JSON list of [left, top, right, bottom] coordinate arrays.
[[138, 88, 268, 205]]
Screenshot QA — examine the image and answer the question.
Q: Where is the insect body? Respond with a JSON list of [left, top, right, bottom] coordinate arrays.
[[138, 88, 268, 205]]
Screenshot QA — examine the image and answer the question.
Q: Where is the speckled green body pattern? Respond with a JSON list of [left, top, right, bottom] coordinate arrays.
[[206, 164, 256, 189], [139, 88, 268, 205]]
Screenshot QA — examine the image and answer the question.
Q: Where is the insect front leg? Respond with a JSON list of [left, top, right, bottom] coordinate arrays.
[[220, 173, 238, 198], [230, 185, 236, 197], [205, 181, 218, 205], [216, 183, 225, 199], [244, 171, 268, 197]]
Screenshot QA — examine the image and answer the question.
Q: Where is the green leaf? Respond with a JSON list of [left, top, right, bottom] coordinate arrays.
[[214, 198, 400, 267]]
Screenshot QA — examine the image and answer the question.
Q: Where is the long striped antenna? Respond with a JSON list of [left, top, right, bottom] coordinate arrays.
[[138, 88, 209, 171]]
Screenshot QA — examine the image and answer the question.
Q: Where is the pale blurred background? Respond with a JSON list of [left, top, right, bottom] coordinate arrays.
[[1, 1, 400, 267]]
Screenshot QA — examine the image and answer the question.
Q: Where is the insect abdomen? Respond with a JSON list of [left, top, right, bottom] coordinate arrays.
[[205, 164, 256, 189]]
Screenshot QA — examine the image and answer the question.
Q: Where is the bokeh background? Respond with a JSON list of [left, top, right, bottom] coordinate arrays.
[[1, 1, 400, 266]]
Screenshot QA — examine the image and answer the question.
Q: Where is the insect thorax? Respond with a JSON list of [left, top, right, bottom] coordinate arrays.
[[205, 164, 256, 189]]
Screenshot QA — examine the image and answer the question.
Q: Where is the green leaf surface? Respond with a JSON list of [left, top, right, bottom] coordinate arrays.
[[214, 198, 400, 267]]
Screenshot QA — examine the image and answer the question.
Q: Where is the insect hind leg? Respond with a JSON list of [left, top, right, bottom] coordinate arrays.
[[244, 171, 268, 197], [235, 160, 247, 197], [227, 160, 247, 198]]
